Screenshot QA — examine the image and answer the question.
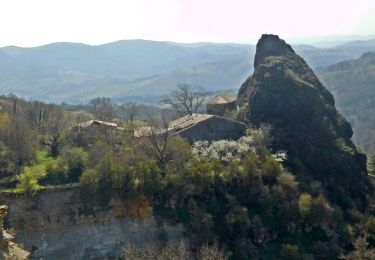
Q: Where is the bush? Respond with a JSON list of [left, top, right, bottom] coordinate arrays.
[[39, 148, 88, 185], [40, 159, 68, 185], [192, 129, 283, 163], [60, 147, 87, 182], [80, 169, 99, 188], [16, 166, 43, 196], [121, 242, 228, 260], [198, 243, 229, 260], [298, 193, 333, 227], [298, 193, 313, 217], [341, 236, 375, 260], [280, 244, 302, 259], [192, 135, 257, 162]]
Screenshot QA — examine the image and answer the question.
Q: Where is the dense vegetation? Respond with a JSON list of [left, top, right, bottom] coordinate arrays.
[[0, 93, 375, 259]]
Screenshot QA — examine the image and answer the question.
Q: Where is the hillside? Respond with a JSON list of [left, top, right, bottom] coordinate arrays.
[[1, 36, 375, 258], [317, 52, 375, 154], [0, 41, 252, 103], [1, 39, 375, 103]]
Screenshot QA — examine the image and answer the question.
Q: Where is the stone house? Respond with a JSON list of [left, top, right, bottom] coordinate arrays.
[[133, 114, 247, 143], [168, 114, 246, 143], [76, 120, 124, 146], [206, 92, 237, 117]]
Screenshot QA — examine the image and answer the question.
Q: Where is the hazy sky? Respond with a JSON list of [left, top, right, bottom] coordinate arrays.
[[0, 0, 374, 47]]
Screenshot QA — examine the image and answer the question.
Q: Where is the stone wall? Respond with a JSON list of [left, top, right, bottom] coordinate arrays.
[[0, 188, 185, 259], [178, 116, 246, 142], [206, 102, 237, 117]]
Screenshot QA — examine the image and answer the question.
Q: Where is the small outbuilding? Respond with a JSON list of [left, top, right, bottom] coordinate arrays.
[[206, 92, 237, 117]]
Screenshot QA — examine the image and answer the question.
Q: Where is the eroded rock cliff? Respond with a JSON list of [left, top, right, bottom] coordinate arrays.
[[0, 188, 184, 259], [238, 34, 373, 210], [0, 205, 29, 260]]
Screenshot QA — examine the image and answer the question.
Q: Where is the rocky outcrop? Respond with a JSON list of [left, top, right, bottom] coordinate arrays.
[[0, 188, 184, 259], [0, 205, 29, 260], [237, 34, 373, 210]]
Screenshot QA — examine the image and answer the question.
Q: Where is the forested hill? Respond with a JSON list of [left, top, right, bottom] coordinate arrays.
[[1, 39, 375, 103], [317, 52, 375, 154], [0, 41, 252, 103]]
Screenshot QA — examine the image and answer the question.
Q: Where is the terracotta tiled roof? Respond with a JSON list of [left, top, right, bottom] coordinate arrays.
[[134, 114, 214, 137], [80, 120, 118, 128], [168, 114, 213, 131], [133, 126, 153, 137], [207, 92, 236, 105]]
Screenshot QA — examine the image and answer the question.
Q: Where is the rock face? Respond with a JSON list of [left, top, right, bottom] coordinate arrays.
[[238, 34, 372, 210], [0, 205, 30, 260], [0, 188, 184, 259]]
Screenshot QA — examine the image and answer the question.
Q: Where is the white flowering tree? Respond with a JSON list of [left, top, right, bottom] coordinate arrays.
[[192, 129, 286, 163]]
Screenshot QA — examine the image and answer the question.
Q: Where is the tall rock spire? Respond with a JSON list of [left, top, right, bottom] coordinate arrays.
[[253, 34, 295, 69], [237, 34, 372, 210]]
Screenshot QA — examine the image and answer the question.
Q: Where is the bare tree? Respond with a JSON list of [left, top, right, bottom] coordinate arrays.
[[147, 111, 172, 177], [27, 101, 50, 133], [121, 102, 139, 123], [0, 115, 37, 169], [45, 105, 69, 157], [160, 83, 208, 116], [89, 97, 113, 121]]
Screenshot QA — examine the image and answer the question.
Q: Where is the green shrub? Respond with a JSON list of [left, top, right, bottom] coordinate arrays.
[[60, 147, 87, 182], [38, 147, 88, 185], [40, 159, 69, 185], [16, 166, 43, 196], [298, 193, 313, 217], [80, 169, 99, 188], [298, 193, 333, 227], [280, 244, 302, 259]]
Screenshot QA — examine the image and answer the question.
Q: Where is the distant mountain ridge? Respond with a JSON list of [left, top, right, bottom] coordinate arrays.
[[0, 40, 252, 103], [0, 39, 375, 103], [317, 52, 375, 154]]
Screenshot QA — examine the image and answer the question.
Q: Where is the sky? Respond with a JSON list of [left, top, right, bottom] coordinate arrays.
[[0, 0, 374, 47]]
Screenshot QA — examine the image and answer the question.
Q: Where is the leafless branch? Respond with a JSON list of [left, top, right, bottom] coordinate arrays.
[[160, 83, 208, 116]]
